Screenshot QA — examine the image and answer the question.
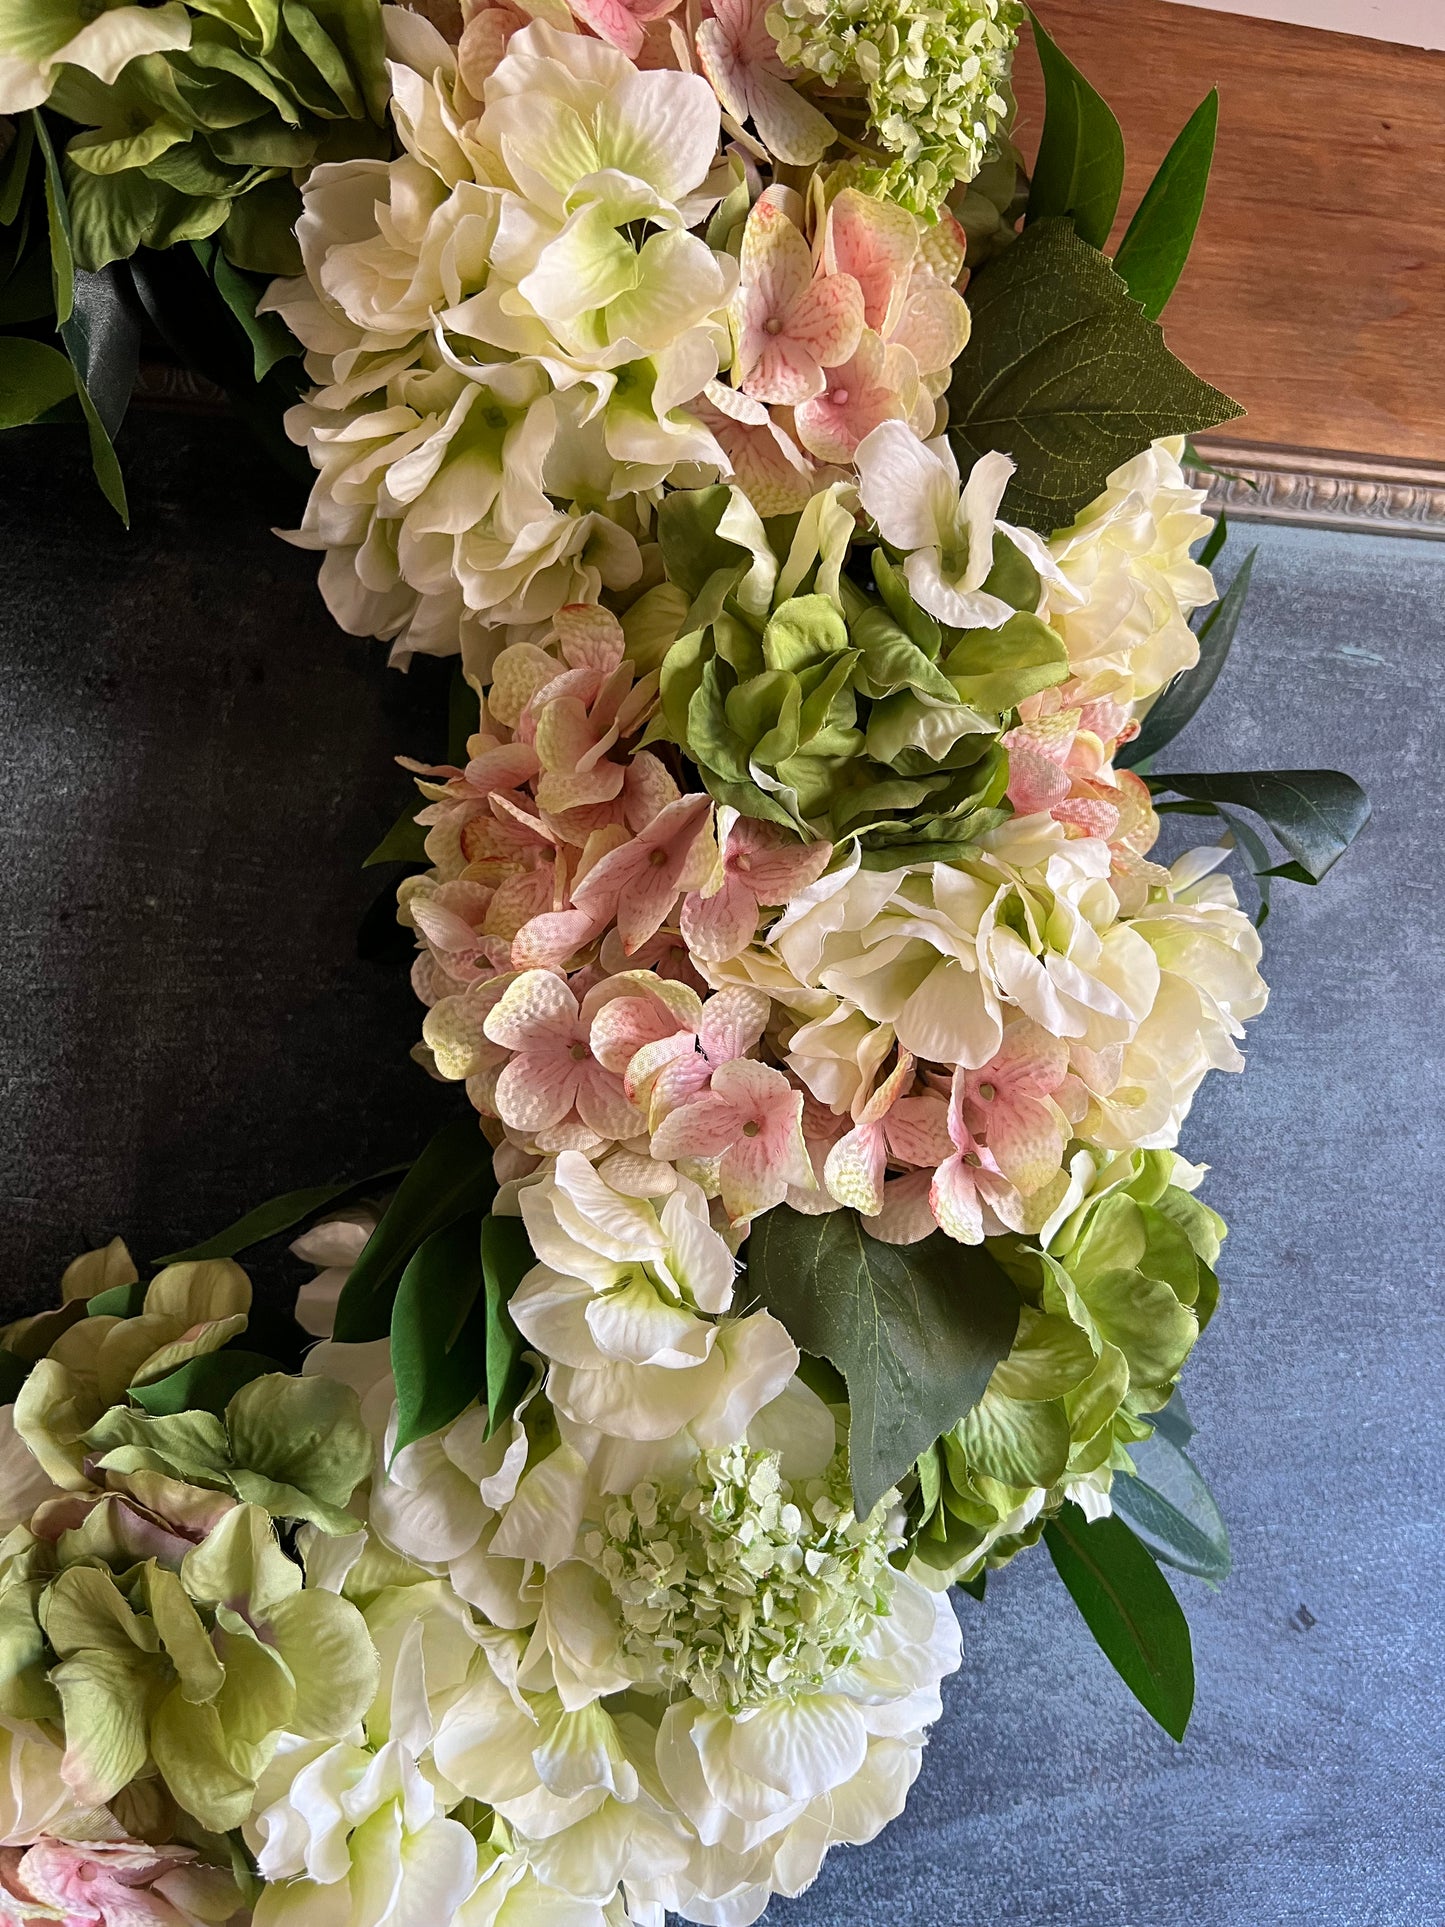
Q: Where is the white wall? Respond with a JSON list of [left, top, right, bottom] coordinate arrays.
[[1162, 0, 1445, 50]]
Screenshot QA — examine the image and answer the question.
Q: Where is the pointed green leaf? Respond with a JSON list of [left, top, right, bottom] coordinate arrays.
[[333, 1121, 496, 1343], [1145, 769, 1370, 881], [1026, 14, 1126, 250], [1119, 550, 1255, 768], [1044, 1501, 1195, 1738], [947, 217, 1241, 533], [364, 802, 428, 868], [0, 337, 75, 427], [480, 1214, 534, 1438], [1113, 1430, 1231, 1583], [390, 1216, 488, 1454], [1196, 510, 1228, 572], [1113, 91, 1219, 318], [202, 240, 298, 383], [86, 1281, 148, 1319], [747, 1207, 1021, 1517], [130, 1350, 278, 1418], [157, 1167, 408, 1264]]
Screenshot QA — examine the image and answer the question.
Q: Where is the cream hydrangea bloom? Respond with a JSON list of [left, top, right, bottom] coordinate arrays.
[[264, 13, 735, 670], [1043, 435, 1218, 707]]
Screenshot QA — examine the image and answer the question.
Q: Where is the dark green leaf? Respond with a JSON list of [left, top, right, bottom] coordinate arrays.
[[204, 241, 298, 383], [1113, 1430, 1231, 1583], [1196, 511, 1228, 571], [1118, 549, 1255, 767], [364, 803, 427, 868], [86, 1281, 148, 1319], [0, 116, 35, 228], [947, 217, 1241, 533], [1146, 769, 1370, 881], [1147, 1385, 1195, 1450], [1026, 14, 1126, 249], [0, 337, 75, 428], [1044, 1502, 1195, 1739], [1214, 804, 1277, 926], [390, 1217, 488, 1454], [1113, 91, 1219, 318], [0, 1350, 28, 1405], [334, 1121, 496, 1343], [157, 1169, 408, 1265], [956, 1569, 987, 1603], [32, 114, 74, 326], [480, 1214, 534, 1437], [747, 1207, 1021, 1516], [130, 1350, 278, 1418]]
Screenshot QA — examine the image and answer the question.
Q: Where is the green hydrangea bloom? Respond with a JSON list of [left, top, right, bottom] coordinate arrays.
[[909, 1152, 1225, 1587], [651, 483, 1067, 862], [42, 0, 389, 274], [588, 1444, 899, 1713], [767, 0, 1023, 214], [0, 1501, 378, 1830]]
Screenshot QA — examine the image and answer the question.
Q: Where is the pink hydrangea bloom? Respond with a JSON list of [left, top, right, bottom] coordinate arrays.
[[793, 329, 911, 464], [681, 808, 833, 961], [644, 984, 772, 1123], [563, 0, 682, 59], [929, 1072, 1022, 1245], [483, 968, 642, 1150], [823, 1052, 952, 1216], [961, 1021, 1073, 1194], [696, 0, 836, 164], [650, 1057, 813, 1223], [0, 1838, 241, 1927], [730, 194, 864, 406], [693, 382, 820, 517]]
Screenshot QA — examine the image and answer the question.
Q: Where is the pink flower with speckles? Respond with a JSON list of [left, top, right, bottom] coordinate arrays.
[[696, 0, 836, 164], [823, 1052, 952, 1216], [681, 807, 833, 962], [730, 194, 864, 407], [650, 1056, 814, 1222], [794, 329, 913, 464], [929, 1071, 1023, 1245], [961, 1021, 1074, 1194], [483, 968, 642, 1150]]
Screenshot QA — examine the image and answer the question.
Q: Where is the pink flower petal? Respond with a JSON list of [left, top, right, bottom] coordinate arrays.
[[698, 985, 771, 1067], [823, 1118, 887, 1215], [650, 1090, 745, 1162], [823, 189, 919, 335], [482, 968, 579, 1052], [681, 872, 760, 962], [494, 1052, 583, 1132]]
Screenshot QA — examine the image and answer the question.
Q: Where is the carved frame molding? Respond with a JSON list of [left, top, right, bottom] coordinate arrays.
[[1188, 439, 1445, 541]]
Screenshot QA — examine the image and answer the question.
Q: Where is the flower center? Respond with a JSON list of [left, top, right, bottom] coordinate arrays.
[[741, 1119, 762, 1137], [977, 1083, 995, 1102], [570, 1043, 589, 1062], [829, 386, 850, 405], [588, 1445, 899, 1712], [648, 848, 668, 867], [764, 316, 784, 335]]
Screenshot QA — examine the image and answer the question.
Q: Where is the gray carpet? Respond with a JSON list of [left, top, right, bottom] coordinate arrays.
[[2, 411, 1441, 1924]]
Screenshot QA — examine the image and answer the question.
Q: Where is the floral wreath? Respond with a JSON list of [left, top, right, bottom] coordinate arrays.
[[0, 4, 1368, 1925]]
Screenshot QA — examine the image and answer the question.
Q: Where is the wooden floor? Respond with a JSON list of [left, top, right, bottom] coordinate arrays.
[[1011, 0, 1445, 465]]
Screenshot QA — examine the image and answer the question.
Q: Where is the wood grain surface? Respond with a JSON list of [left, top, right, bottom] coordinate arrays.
[[1012, 0, 1445, 464]]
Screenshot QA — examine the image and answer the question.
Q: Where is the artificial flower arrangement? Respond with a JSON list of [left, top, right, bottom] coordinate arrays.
[[0, 2, 1370, 1923]]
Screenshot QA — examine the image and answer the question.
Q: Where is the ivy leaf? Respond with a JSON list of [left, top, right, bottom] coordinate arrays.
[[1146, 769, 1370, 881], [1118, 549, 1255, 768], [1113, 91, 1219, 318], [480, 1215, 534, 1437], [947, 217, 1241, 534], [156, 1167, 408, 1264], [746, 1207, 1021, 1517], [390, 1216, 489, 1455], [1025, 13, 1125, 250], [1113, 1430, 1232, 1584], [334, 1121, 496, 1343], [1044, 1502, 1195, 1739], [0, 337, 75, 427]]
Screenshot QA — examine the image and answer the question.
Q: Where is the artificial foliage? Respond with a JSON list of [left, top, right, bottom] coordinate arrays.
[[0, 2, 1370, 1923]]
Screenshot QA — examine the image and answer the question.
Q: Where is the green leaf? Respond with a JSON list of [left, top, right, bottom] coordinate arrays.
[[1119, 549, 1255, 768], [1145, 769, 1370, 881], [1112, 1430, 1231, 1583], [947, 217, 1242, 534], [86, 1281, 148, 1319], [1149, 1386, 1195, 1450], [1196, 510, 1228, 572], [1044, 1501, 1195, 1739], [333, 1121, 496, 1343], [130, 1350, 278, 1418], [0, 116, 35, 228], [157, 1169, 408, 1264], [1026, 14, 1126, 250], [0, 337, 75, 427], [480, 1214, 534, 1438], [32, 114, 130, 523], [1113, 91, 1219, 318], [746, 1207, 1021, 1517], [202, 241, 298, 383], [363, 803, 427, 868], [390, 1216, 488, 1455]]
